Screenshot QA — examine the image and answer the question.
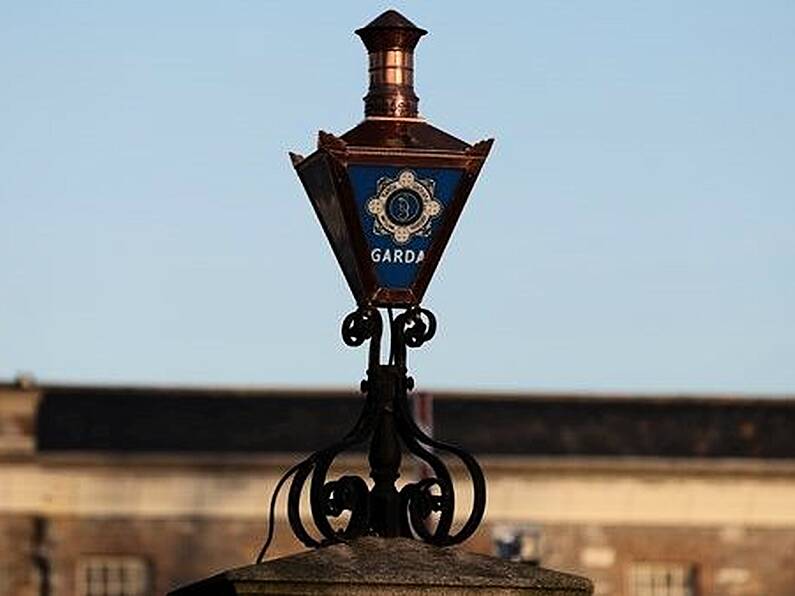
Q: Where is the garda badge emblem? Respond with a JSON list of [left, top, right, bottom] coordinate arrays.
[[367, 169, 443, 245]]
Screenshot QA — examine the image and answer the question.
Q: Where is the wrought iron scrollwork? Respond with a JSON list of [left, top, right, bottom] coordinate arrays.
[[256, 306, 486, 562]]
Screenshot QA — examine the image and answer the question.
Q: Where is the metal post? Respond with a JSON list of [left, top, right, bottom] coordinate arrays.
[[366, 365, 403, 537]]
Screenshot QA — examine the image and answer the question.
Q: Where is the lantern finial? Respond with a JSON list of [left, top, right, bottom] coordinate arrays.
[[355, 10, 427, 119]]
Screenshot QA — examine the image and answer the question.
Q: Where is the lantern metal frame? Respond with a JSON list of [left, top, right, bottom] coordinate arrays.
[[291, 133, 492, 307]]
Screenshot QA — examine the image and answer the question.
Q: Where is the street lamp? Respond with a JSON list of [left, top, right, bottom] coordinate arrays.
[[260, 9, 493, 558], [291, 9, 492, 308]]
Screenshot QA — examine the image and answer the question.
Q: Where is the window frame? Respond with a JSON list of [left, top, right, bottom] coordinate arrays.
[[75, 555, 151, 596], [628, 560, 699, 596]]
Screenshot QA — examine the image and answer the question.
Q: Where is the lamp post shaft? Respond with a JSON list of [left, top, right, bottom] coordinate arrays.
[[367, 364, 405, 537]]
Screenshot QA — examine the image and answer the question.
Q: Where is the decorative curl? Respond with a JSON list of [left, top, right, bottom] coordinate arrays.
[[401, 478, 447, 539], [390, 307, 437, 368], [323, 476, 370, 538], [341, 307, 381, 347], [255, 306, 486, 561], [395, 390, 486, 546], [399, 307, 436, 348], [284, 415, 376, 551]]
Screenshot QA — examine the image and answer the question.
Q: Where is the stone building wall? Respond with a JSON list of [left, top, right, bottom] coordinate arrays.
[[4, 515, 795, 596], [0, 515, 38, 596], [530, 524, 795, 596], [4, 383, 795, 595]]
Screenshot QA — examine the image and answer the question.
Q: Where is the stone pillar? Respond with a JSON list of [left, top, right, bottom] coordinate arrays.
[[169, 537, 593, 595]]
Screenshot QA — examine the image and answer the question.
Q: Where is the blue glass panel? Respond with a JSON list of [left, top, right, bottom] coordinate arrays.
[[348, 165, 464, 289]]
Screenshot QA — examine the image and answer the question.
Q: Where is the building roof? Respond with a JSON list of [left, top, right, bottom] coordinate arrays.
[[23, 383, 795, 460]]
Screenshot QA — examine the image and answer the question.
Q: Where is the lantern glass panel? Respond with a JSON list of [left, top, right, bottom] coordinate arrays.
[[348, 165, 464, 290]]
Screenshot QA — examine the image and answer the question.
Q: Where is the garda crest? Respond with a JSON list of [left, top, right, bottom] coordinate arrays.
[[367, 169, 443, 245]]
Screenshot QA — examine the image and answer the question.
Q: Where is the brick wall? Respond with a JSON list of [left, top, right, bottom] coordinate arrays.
[[5, 515, 794, 596], [0, 515, 38, 596], [476, 522, 795, 596]]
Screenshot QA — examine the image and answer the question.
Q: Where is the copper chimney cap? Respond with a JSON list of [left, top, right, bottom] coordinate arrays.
[[355, 10, 428, 119]]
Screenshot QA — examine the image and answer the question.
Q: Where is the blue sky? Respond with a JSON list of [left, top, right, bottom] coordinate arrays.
[[1, 1, 793, 393]]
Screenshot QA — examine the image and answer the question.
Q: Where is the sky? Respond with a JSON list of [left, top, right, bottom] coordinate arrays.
[[1, 1, 793, 393]]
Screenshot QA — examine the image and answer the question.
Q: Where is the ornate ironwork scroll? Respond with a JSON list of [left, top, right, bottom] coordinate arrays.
[[256, 307, 486, 562]]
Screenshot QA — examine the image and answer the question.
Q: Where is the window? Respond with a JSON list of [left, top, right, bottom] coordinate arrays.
[[629, 562, 697, 596], [76, 556, 150, 596], [492, 525, 542, 565]]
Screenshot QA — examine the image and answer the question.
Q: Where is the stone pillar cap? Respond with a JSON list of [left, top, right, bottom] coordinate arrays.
[[169, 537, 593, 595]]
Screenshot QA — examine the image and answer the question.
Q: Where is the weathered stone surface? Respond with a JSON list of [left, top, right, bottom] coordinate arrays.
[[169, 537, 593, 595]]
